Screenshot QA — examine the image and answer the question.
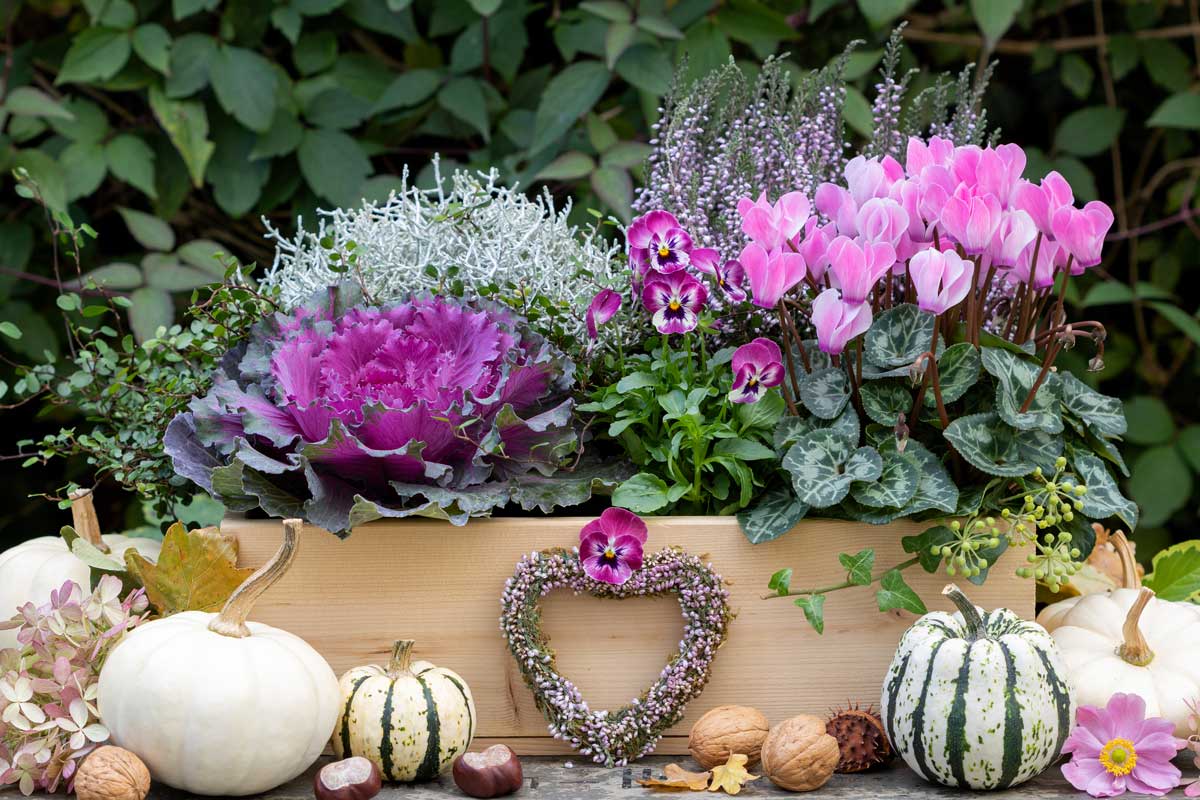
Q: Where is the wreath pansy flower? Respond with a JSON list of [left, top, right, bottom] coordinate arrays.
[[579, 508, 647, 585], [1061, 693, 1186, 798]]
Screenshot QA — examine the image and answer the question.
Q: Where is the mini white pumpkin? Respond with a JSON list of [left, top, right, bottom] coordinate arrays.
[[1049, 585, 1200, 736], [1038, 530, 1141, 633], [0, 490, 160, 649], [333, 639, 476, 782], [98, 519, 339, 796]]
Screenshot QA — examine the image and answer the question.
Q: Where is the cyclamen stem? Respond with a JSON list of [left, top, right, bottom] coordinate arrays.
[[1018, 338, 1063, 414], [762, 556, 920, 600]]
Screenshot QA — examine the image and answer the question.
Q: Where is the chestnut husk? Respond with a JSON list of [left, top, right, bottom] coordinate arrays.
[[314, 757, 383, 800], [452, 745, 523, 798]]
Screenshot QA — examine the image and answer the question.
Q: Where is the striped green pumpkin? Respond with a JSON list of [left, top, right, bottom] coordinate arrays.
[[332, 639, 476, 782], [880, 584, 1076, 791]]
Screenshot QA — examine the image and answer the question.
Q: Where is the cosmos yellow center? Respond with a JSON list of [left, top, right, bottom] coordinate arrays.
[[668, 299, 681, 311], [1099, 739, 1137, 776], [658, 245, 670, 257]]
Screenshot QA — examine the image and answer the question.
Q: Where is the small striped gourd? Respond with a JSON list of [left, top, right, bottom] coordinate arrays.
[[880, 584, 1076, 791], [333, 639, 476, 782]]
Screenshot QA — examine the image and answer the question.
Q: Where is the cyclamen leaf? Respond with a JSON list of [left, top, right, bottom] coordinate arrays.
[[839, 548, 875, 585], [865, 303, 939, 368], [876, 569, 927, 615], [981, 346, 1064, 434], [850, 445, 921, 509], [794, 594, 826, 634], [1061, 373, 1127, 437], [893, 439, 959, 516], [1144, 541, 1200, 601], [1071, 450, 1139, 530], [738, 487, 807, 544], [798, 366, 851, 420], [773, 404, 859, 452], [783, 430, 881, 509], [928, 342, 981, 406], [860, 380, 911, 426], [944, 412, 1062, 477], [125, 523, 254, 615]]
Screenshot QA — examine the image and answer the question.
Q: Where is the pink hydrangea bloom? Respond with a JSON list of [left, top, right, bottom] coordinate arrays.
[[579, 508, 648, 585], [1062, 693, 1186, 798]]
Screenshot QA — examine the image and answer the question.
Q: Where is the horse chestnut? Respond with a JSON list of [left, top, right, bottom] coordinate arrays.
[[314, 757, 382, 800], [452, 745, 523, 798]]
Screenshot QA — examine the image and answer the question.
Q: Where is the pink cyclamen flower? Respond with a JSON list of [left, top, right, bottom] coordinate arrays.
[[641, 270, 707, 334], [627, 210, 693, 275], [579, 507, 647, 585], [585, 289, 622, 339], [826, 236, 895, 304], [940, 184, 1004, 254], [729, 337, 784, 404], [1062, 693, 1186, 798], [738, 243, 806, 308], [855, 197, 910, 250], [1012, 171, 1075, 236], [810, 288, 872, 355], [797, 217, 836, 283], [909, 248, 974, 314], [738, 191, 810, 251], [1052, 200, 1115, 268], [990, 209, 1038, 268], [905, 135, 956, 175], [1008, 237, 1063, 290]]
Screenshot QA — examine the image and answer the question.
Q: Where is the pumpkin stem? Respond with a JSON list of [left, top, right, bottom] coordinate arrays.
[[208, 518, 301, 639], [69, 488, 108, 551], [1111, 531, 1141, 590], [387, 639, 416, 678], [942, 583, 987, 640], [1117, 587, 1155, 667]]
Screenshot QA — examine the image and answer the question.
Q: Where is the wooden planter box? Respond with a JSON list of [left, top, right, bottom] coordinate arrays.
[[225, 515, 1032, 756]]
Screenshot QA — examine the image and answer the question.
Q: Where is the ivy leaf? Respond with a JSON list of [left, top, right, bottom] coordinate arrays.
[[209, 45, 278, 133], [865, 303, 938, 369], [1144, 541, 1200, 601], [767, 567, 792, 596], [798, 366, 851, 420], [612, 472, 670, 513], [125, 523, 255, 615], [794, 594, 826, 635], [57, 27, 132, 84], [530, 60, 610, 155], [981, 346, 1064, 434], [839, 548, 875, 586], [944, 412, 1062, 477], [1061, 373, 1127, 437], [1071, 450, 1139, 530], [859, 380, 911, 426], [929, 342, 981, 406], [903, 525, 955, 573], [851, 444, 920, 509], [876, 569, 927, 615], [783, 430, 881, 508]]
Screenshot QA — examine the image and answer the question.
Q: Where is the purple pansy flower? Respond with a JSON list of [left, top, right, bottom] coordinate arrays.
[[579, 507, 648, 585], [628, 210, 693, 275], [585, 288, 622, 339], [729, 337, 785, 404], [641, 270, 707, 334], [695, 253, 748, 303]]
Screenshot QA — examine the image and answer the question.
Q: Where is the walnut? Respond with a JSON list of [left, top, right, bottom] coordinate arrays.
[[688, 705, 770, 768], [759, 715, 841, 792], [74, 747, 151, 800]]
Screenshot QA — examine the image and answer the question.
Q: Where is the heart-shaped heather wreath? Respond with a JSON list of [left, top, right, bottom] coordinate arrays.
[[500, 547, 732, 766]]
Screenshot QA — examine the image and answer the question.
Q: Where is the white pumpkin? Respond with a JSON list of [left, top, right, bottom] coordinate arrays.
[[0, 490, 160, 649], [99, 519, 339, 796], [1049, 585, 1200, 736]]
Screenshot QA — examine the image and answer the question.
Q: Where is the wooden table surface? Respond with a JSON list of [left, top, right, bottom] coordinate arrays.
[[28, 755, 1112, 800]]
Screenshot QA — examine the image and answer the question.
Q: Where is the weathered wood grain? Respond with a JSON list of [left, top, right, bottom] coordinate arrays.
[[225, 515, 1033, 755]]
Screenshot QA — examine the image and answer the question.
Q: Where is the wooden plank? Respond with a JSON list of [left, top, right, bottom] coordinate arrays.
[[226, 515, 1033, 755]]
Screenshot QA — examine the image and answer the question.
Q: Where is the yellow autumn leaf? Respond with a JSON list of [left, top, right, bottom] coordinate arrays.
[[638, 763, 712, 791], [125, 523, 254, 615], [707, 754, 758, 795]]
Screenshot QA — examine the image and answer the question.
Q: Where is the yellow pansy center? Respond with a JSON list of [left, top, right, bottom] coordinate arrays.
[[658, 245, 671, 258], [604, 546, 616, 559], [668, 299, 682, 311], [1099, 739, 1137, 777]]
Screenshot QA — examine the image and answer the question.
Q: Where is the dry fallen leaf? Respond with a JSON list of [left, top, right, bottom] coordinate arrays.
[[708, 754, 758, 795], [638, 764, 712, 791], [125, 523, 254, 615]]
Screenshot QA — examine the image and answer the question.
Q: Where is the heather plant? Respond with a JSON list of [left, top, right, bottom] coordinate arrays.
[[0, 577, 148, 795]]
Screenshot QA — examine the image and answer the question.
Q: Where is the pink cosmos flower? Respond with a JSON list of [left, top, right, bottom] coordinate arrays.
[[1051, 200, 1115, 268], [585, 289, 622, 340], [1012, 171, 1075, 236], [940, 184, 1004, 254], [627, 210, 693, 275], [826, 236, 895, 304], [703, 259, 747, 303], [641, 270, 706, 334], [728, 337, 784, 404], [810, 288, 872, 355], [990, 209, 1038, 267], [909, 248, 974, 314], [579, 507, 647, 585], [1062, 693, 1186, 798], [737, 191, 809, 251], [738, 242, 806, 308]]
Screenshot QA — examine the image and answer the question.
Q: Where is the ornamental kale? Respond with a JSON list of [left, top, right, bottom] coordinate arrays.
[[165, 283, 619, 534]]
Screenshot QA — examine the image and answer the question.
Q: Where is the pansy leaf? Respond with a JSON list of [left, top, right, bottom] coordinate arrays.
[[1062, 372, 1127, 437], [876, 569, 927, 615], [736, 389, 786, 431], [798, 366, 850, 420], [1071, 449, 1139, 530], [851, 442, 921, 509], [928, 342, 981, 406], [783, 429, 881, 508], [944, 412, 1062, 477], [612, 472, 671, 513], [903, 525, 956, 573], [981, 346, 1064, 434], [739, 487, 807, 544], [860, 380, 912, 426], [794, 594, 826, 634], [839, 548, 875, 585], [865, 303, 940, 368]]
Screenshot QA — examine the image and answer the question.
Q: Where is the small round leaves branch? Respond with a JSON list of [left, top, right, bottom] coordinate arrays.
[[500, 547, 732, 767]]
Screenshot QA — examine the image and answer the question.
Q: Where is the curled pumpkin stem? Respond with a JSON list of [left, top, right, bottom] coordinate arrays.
[[209, 518, 302, 639], [68, 488, 107, 551], [1117, 587, 1156, 667], [1111, 531, 1142, 590]]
